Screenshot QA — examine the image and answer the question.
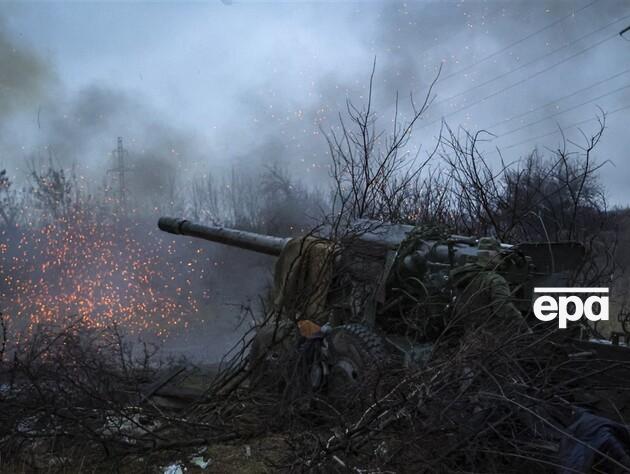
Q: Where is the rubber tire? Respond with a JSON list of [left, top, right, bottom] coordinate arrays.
[[325, 324, 390, 407]]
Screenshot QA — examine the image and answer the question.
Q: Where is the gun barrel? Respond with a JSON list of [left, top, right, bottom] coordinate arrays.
[[158, 217, 289, 256]]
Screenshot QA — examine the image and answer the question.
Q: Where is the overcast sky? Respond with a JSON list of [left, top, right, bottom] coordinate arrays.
[[1, 0, 629, 204]]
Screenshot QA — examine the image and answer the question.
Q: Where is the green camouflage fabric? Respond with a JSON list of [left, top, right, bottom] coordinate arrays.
[[449, 261, 529, 335]]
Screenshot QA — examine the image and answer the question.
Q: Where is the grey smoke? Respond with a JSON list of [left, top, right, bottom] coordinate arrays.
[[0, 24, 52, 120], [0, 1, 628, 202]]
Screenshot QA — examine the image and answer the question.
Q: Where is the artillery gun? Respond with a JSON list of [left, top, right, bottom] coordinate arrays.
[[158, 216, 587, 399]]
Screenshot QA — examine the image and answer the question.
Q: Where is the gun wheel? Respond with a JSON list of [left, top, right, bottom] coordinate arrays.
[[325, 324, 390, 406]]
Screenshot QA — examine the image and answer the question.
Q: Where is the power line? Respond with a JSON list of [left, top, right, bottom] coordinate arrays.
[[438, 0, 600, 83], [497, 103, 630, 152], [487, 67, 630, 130], [407, 4, 541, 76], [421, 31, 618, 130], [432, 13, 630, 110], [496, 84, 630, 138]]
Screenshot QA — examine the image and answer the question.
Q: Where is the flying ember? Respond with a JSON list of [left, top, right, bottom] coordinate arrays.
[[1, 206, 204, 339]]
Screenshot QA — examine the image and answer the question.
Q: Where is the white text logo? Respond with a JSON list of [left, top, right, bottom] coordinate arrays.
[[533, 287, 609, 329]]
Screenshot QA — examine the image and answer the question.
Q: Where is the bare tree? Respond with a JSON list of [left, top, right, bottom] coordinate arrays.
[[28, 160, 75, 222], [326, 61, 441, 226], [0, 169, 21, 229]]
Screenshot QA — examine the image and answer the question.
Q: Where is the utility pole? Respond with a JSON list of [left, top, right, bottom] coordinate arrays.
[[108, 137, 132, 214]]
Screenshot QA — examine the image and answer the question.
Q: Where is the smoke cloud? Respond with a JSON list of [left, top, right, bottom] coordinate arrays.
[[0, 1, 628, 202], [0, 24, 53, 120]]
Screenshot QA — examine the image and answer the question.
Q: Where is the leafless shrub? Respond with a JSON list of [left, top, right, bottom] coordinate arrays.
[[187, 163, 324, 236], [0, 318, 167, 468], [326, 61, 441, 228], [283, 323, 630, 473], [0, 170, 21, 229]]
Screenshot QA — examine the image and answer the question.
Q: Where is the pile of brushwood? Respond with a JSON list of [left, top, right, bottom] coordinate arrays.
[[1, 310, 630, 473]]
